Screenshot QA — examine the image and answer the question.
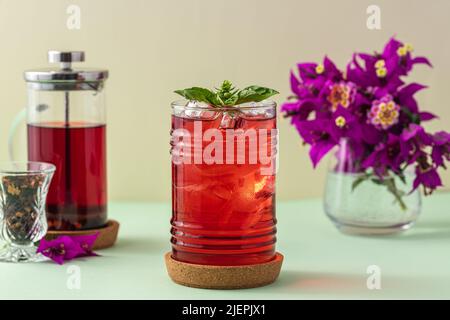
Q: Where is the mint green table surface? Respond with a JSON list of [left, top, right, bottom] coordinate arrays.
[[0, 192, 449, 300]]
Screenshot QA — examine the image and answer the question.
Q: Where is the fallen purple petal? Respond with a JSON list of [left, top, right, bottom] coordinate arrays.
[[37, 234, 100, 264]]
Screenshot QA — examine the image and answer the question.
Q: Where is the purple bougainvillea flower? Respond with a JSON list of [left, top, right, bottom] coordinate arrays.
[[295, 118, 330, 145], [326, 81, 356, 111], [431, 131, 450, 167], [330, 105, 362, 143], [432, 131, 450, 147], [396, 83, 427, 113], [37, 236, 85, 265], [351, 91, 370, 110], [281, 98, 319, 124], [294, 118, 336, 167], [309, 140, 336, 168], [297, 63, 318, 82], [346, 53, 377, 87], [398, 83, 427, 101], [382, 37, 403, 58], [381, 38, 404, 73], [360, 123, 383, 145], [346, 56, 369, 87], [401, 123, 432, 145], [419, 111, 438, 122], [290, 71, 311, 98], [282, 37, 449, 195], [296, 106, 363, 168], [37, 233, 100, 264], [373, 78, 405, 98], [367, 95, 400, 130], [413, 166, 443, 192], [281, 100, 301, 115], [70, 233, 100, 257], [322, 56, 343, 81], [382, 37, 432, 76], [362, 134, 411, 174], [411, 56, 433, 68]]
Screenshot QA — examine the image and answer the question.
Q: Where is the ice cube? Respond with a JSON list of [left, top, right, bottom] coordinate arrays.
[[219, 112, 237, 129], [239, 101, 276, 120], [187, 100, 210, 109], [183, 101, 220, 120], [176, 181, 233, 220]]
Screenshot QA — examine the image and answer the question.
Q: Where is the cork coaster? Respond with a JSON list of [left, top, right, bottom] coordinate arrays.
[[165, 252, 283, 289], [45, 220, 119, 250]]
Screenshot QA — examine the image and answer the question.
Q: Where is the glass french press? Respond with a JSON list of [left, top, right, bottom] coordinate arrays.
[[21, 51, 108, 231]]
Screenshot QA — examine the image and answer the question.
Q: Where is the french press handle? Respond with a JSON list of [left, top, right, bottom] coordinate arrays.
[[8, 52, 81, 160]]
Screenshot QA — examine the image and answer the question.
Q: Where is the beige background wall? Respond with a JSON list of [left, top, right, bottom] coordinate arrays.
[[0, 0, 449, 201]]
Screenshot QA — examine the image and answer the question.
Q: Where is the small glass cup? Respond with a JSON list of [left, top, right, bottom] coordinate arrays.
[[0, 162, 55, 262]]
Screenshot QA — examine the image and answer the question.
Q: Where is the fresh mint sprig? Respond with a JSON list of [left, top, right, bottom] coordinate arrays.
[[174, 80, 279, 107]]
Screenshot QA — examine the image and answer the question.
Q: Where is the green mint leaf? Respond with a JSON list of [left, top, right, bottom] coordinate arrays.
[[216, 80, 239, 106], [174, 87, 222, 106], [222, 95, 238, 106], [236, 86, 279, 105], [174, 81, 279, 107]]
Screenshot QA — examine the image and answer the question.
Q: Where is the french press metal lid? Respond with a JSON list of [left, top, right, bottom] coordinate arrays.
[[24, 50, 108, 91]]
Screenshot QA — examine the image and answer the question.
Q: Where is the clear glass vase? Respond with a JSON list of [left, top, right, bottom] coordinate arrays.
[[0, 162, 55, 262], [323, 139, 421, 235]]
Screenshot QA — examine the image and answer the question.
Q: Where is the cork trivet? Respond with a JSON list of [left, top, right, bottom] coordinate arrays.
[[45, 220, 119, 250], [165, 252, 283, 289]]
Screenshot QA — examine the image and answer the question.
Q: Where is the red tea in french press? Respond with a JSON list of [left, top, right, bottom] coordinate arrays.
[[24, 51, 108, 231]]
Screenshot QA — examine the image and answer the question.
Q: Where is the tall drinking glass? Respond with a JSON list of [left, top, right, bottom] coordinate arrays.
[[170, 101, 278, 266]]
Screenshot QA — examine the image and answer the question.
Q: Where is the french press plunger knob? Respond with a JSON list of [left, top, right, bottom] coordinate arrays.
[[48, 50, 85, 70]]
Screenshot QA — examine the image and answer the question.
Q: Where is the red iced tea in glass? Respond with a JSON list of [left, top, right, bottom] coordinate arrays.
[[171, 102, 277, 266], [28, 122, 107, 230]]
